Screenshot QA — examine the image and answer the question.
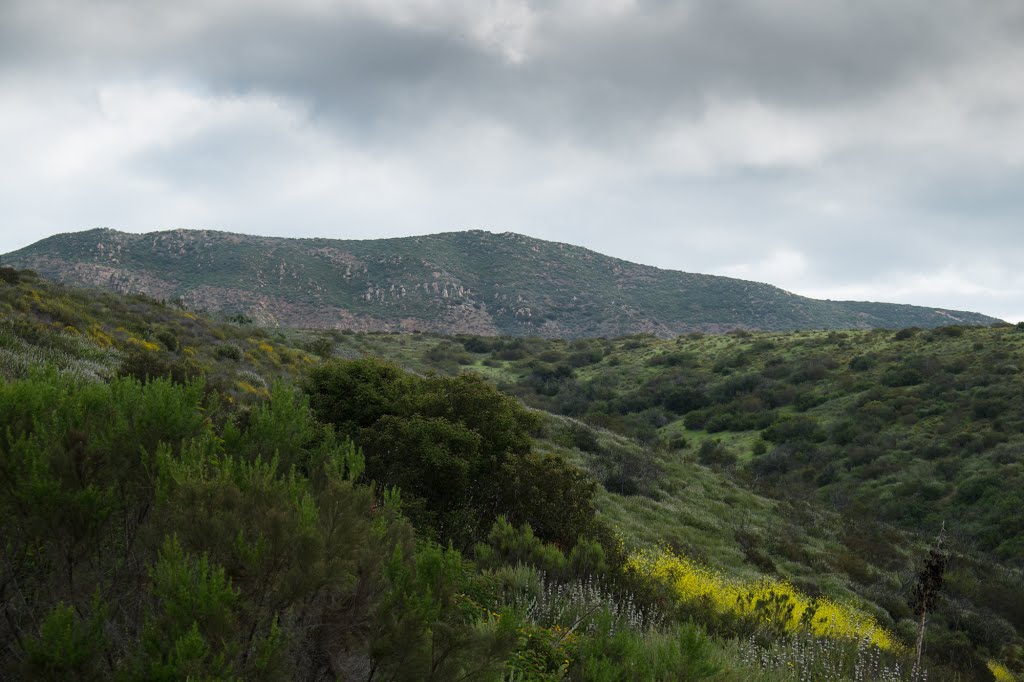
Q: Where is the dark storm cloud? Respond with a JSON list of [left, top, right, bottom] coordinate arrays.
[[5, 0, 1021, 138]]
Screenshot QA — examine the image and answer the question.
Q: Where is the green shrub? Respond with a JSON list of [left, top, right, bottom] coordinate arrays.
[[570, 619, 721, 681], [881, 367, 923, 387], [499, 452, 598, 548], [369, 542, 517, 680], [155, 329, 179, 351], [118, 348, 194, 384], [214, 344, 242, 361], [0, 266, 22, 285], [697, 440, 737, 470], [474, 517, 567, 575], [763, 416, 826, 444], [462, 337, 494, 353], [849, 355, 875, 371], [24, 600, 110, 681], [304, 336, 335, 358]]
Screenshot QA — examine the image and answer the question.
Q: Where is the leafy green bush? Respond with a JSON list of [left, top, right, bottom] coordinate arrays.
[[697, 440, 737, 470], [475, 517, 567, 575], [0, 266, 23, 284], [763, 415, 826, 444], [570, 619, 721, 681], [214, 343, 243, 361], [302, 358, 601, 547], [24, 599, 110, 681]]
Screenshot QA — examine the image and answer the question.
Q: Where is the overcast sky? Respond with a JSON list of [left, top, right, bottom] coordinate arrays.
[[2, 0, 1023, 321]]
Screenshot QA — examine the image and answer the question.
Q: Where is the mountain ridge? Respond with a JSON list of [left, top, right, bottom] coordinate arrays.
[[2, 227, 1001, 336]]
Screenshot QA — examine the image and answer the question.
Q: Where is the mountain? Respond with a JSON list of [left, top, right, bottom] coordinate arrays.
[[1, 227, 1001, 336]]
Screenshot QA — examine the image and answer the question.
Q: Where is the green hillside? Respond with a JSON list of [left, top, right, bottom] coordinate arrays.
[[296, 322, 1024, 675], [2, 228, 1000, 336], [1, 268, 1020, 680]]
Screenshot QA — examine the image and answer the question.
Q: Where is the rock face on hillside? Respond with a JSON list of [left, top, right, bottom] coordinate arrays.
[[2, 228, 1001, 336]]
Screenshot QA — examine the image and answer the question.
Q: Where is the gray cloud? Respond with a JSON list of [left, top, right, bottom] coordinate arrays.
[[1, 0, 1023, 320], [7, 1, 1020, 132]]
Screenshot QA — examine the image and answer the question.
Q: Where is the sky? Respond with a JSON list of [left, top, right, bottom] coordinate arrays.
[[1, 0, 1023, 321]]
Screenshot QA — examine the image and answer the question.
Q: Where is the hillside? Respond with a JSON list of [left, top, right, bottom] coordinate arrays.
[[2, 268, 1021, 680], [290, 322, 1024, 675], [1, 228, 1000, 336]]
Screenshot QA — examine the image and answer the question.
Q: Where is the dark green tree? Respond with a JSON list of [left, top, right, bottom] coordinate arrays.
[[912, 525, 949, 674]]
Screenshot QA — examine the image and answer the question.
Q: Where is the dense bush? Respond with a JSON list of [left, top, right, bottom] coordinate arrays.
[[0, 266, 23, 284], [0, 367, 670, 680], [302, 358, 604, 549], [0, 373, 406, 679], [697, 439, 738, 470], [762, 415, 826, 444]]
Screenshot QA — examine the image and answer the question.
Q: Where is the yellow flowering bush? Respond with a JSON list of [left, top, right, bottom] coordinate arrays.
[[989, 660, 1018, 682], [236, 380, 271, 399], [85, 323, 115, 347], [126, 335, 162, 352], [626, 548, 897, 651]]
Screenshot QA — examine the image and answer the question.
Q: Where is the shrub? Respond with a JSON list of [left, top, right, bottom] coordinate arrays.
[[0, 266, 22, 285], [474, 517, 567, 575], [684, 409, 711, 430], [304, 358, 563, 546], [790, 357, 833, 383], [881, 367, 923, 387], [568, 347, 604, 367], [848, 355, 875, 372], [214, 344, 242, 361], [24, 600, 110, 680], [369, 542, 517, 680], [499, 452, 598, 548], [462, 337, 493, 353], [697, 440, 737, 470], [626, 548, 898, 650], [566, 422, 602, 453], [118, 349, 194, 384], [156, 329, 179, 352], [570, 619, 721, 681], [762, 415, 826, 444], [930, 325, 965, 339], [603, 472, 641, 496], [648, 351, 697, 368], [304, 336, 335, 358]]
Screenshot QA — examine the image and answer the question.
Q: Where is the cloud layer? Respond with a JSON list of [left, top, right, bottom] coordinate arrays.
[[2, 0, 1023, 320]]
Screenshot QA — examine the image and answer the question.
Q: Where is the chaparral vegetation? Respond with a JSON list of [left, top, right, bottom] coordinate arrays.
[[1, 267, 1021, 680]]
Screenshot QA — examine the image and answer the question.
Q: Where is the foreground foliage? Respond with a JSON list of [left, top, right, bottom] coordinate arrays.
[[0, 370, 726, 679]]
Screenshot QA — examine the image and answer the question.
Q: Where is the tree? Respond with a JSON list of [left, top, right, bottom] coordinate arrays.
[[498, 452, 597, 548], [303, 359, 545, 547], [911, 524, 949, 674]]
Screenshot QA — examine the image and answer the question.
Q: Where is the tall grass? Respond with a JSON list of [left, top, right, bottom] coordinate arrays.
[[736, 633, 925, 681]]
